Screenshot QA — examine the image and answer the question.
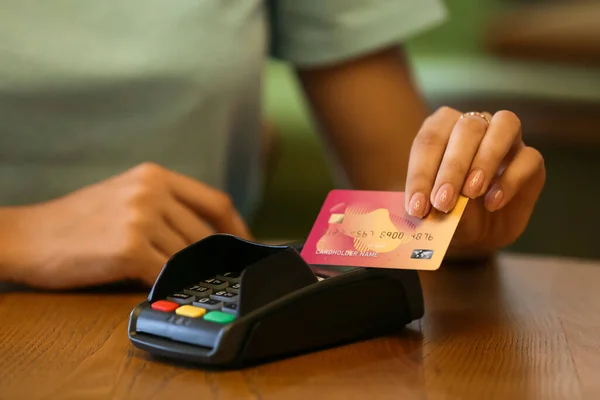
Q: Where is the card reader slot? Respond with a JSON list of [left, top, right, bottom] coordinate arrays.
[[135, 308, 222, 348]]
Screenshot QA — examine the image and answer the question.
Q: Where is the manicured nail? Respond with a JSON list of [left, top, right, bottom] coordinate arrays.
[[486, 187, 504, 211], [433, 183, 455, 213], [408, 192, 427, 218], [464, 169, 484, 198]]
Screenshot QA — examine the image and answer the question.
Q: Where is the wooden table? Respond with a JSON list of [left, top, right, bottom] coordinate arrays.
[[1, 252, 600, 400]]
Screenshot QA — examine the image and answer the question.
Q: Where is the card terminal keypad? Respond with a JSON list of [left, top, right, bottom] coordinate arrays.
[[198, 278, 228, 290], [167, 292, 195, 305], [217, 272, 240, 284], [183, 285, 212, 297], [151, 273, 242, 325], [142, 270, 330, 348]]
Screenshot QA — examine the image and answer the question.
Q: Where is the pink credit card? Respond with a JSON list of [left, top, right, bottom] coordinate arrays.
[[300, 190, 468, 270]]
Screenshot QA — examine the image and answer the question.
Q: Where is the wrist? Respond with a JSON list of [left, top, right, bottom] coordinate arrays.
[[0, 206, 36, 283], [444, 241, 497, 265], [444, 250, 496, 266]]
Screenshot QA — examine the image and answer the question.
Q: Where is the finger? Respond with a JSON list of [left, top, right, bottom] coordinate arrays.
[[150, 222, 189, 259], [139, 242, 170, 287], [430, 112, 489, 213], [484, 145, 545, 212], [405, 106, 462, 218], [122, 239, 170, 287], [461, 110, 522, 198], [164, 171, 253, 239], [163, 200, 215, 245]]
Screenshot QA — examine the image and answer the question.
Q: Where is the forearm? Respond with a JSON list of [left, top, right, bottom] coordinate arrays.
[[297, 46, 429, 191]]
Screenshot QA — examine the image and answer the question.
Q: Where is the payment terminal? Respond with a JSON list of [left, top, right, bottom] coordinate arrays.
[[128, 234, 424, 368]]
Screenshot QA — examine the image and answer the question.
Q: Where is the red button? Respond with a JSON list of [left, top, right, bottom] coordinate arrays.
[[151, 300, 179, 312]]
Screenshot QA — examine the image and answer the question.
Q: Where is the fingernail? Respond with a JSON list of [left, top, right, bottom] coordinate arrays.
[[464, 169, 484, 198], [408, 192, 427, 218], [433, 183, 455, 213], [486, 187, 504, 211]]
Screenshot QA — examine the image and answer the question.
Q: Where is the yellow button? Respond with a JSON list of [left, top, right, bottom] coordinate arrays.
[[175, 305, 207, 318]]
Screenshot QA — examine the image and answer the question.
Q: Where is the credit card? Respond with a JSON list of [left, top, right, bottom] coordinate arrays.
[[300, 189, 468, 270]]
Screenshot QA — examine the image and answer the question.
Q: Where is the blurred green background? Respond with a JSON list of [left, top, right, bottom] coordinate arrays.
[[251, 0, 600, 260]]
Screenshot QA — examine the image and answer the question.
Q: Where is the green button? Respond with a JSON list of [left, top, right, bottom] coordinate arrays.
[[203, 311, 236, 324]]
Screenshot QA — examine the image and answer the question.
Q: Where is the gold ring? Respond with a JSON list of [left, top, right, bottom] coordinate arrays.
[[461, 111, 491, 125]]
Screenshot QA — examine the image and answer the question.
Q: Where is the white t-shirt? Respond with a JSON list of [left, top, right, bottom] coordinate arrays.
[[0, 0, 446, 217]]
